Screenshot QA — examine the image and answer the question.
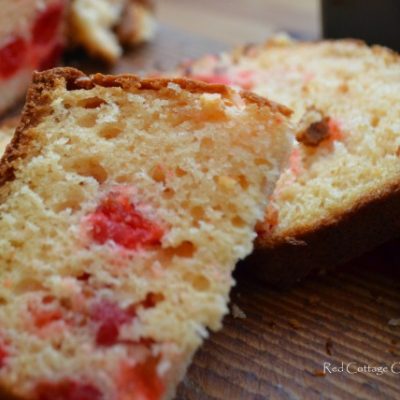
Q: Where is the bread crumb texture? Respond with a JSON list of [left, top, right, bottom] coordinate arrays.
[[0, 69, 292, 399]]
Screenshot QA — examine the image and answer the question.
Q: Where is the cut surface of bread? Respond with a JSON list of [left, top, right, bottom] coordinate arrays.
[[178, 36, 400, 283], [0, 67, 292, 399], [69, 0, 156, 62]]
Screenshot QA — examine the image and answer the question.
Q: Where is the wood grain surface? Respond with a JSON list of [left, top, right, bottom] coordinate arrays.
[[177, 242, 400, 400], [5, 1, 400, 398]]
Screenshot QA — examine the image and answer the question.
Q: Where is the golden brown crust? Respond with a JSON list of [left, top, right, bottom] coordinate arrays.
[[0, 67, 291, 196], [251, 178, 400, 286], [77, 71, 292, 116], [0, 69, 77, 192]]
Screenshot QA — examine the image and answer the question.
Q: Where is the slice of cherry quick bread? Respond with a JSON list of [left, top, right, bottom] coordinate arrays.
[[178, 36, 400, 285], [0, 67, 292, 400]]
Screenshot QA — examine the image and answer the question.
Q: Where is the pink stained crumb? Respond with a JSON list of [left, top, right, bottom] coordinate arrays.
[[117, 357, 165, 400], [28, 299, 63, 330], [35, 380, 102, 400], [288, 147, 302, 177], [263, 203, 280, 232], [328, 118, 344, 142], [190, 73, 233, 86], [85, 189, 164, 251], [90, 300, 135, 347], [90, 294, 159, 347], [234, 69, 256, 90], [190, 69, 255, 91], [303, 71, 315, 84]]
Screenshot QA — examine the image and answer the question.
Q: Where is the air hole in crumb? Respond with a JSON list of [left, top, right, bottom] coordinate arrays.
[[191, 206, 205, 221], [232, 216, 245, 228], [98, 124, 124, 140], [162, 188, 175, 199], [14, 279, 44, 294], [151, 165, 166, 183], [171, 241, 196, 258], [370, 115, 380, 128], [175, 167, 186, 177], [53, 189, 85, 212], [184, 273, 211, 291], [115, 174, 131, 184], [0, 298, 7, 306], [78, 97, 107, 109], [237, 175, 249, 190], [77, 113, 97, 128], [65, 157, 108, 184], [200, 137, 214, 150], [255, 158, 270, 166]]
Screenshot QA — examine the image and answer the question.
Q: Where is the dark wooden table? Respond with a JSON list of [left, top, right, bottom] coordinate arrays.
[[8, 2, 400, 397]]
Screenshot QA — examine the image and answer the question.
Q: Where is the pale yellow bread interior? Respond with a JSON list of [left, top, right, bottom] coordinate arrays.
[[178, 36, 400, 245], [0, 68, 292, 399]]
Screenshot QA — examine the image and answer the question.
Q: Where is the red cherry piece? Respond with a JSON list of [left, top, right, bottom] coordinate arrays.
[[32, 2, 64, 46], [119, 357, 165, 400], [87, 191, 163, 250], [36, 380, 102, 400], [0, 345, 8, 369], [96, 321, 119, 347], [90, 296, 159, 347], [91, 300, 135, 347], [0, 36, 27, 79]]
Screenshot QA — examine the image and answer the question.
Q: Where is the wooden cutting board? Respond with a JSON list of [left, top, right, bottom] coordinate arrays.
[[7, 23, 400, 400]]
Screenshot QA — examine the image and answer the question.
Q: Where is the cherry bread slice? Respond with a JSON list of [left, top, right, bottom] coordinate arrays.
[[0, 0, 67, 115], [0, 68, 292, 400], [0, 0, 155, 115], [178, 36, 400, 285]]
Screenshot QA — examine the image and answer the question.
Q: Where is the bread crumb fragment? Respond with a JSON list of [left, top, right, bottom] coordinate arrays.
[[232, 304, 246, 319], [388, 318, 400, 327]]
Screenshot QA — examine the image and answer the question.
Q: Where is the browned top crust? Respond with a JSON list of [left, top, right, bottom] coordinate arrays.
[[0, 67, 291, 198], [55, 67, 291, 116]]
